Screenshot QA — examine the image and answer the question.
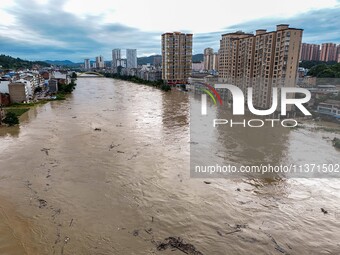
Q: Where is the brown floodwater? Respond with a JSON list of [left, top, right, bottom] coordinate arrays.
[[0, 77, 340, 254]]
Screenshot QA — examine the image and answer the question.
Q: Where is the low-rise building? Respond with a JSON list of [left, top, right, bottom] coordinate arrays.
[[0, 93, 10, 106], [298, 76, 317, 88], [48, 79, 58, 93], [128, 68, 138, 77], [204, 75, 219, 84], [41, 71, 50, 80], [308, 85, 339, 99], [136, 65, 162, 82], [0, 80, 10, 93], [192, 62, 204, 72], [317, 99, 340, 119], [8, 82, 29, 103], [147, 70, 162, 81], [54, 72, 71, 84], [18, 77, 34, 97]]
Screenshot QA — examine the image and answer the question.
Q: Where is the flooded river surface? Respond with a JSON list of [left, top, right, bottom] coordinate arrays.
[[0, 77, 340, 254]]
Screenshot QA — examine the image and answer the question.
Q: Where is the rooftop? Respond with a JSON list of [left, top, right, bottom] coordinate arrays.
[[321, 99, 340, 107]]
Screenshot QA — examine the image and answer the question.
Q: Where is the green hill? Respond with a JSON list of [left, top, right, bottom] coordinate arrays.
[[192, 54, 203, 63], [0, 55, 50, 69], [44, 60, 81, 67], [137, 55, 162, 65]]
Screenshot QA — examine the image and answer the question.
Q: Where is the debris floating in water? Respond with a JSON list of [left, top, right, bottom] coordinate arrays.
[[321, 208, 328, 214], [157, 237, 204, 255]]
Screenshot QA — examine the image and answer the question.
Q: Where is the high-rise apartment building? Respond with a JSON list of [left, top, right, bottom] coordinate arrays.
[[219, 31, 254, 88], [126, 49, 137, 68], [161, 32, 193, 84], [219, 24, 303, 111], [213, 52, 219, 71], [95, 56, 105, 69], [203, 48, 214, 71], [320, 43, 337, 62], [300, 43, 320, 61], [84, 59, 90, 70], [112, 49, 121, 68], [337, 45, 340, 63]]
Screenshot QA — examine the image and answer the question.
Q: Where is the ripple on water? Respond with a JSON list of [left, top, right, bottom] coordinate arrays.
[[0, 78, 340, 254], [0, 200, 37, 255]]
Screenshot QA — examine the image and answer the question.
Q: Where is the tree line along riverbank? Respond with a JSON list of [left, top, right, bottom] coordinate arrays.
[[101, 72, 171, 92]]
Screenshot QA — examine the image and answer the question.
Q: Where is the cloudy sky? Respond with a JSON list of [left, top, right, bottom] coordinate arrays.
[[0, 0, 340, 62]]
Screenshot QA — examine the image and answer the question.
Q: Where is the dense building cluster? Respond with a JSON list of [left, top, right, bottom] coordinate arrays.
[[0, 68, 71, 105], [300, 43, 340, 62]]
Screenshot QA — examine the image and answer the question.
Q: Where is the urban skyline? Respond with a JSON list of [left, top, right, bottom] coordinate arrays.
[[300, 43, 340, 62], [64, 40, 340, 67], [0, 0, 340, 61]]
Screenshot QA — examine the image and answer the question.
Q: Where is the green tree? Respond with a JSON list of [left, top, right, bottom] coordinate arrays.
[[58, 80, 76, 94], [300, 60, 337, 69], [71, 72, 77, 79], [308, 64, 327, 76], [161, 84, 171, 91], [117, 66, 123, 75], [307, 63, 340, 78], [3, 112, 19, 126], [317, 69, 335, 78], [333, 138, 340, 149], [331, 63, 340, 72]]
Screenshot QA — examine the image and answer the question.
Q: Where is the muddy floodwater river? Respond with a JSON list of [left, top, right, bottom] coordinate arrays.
[[0, 77, 340, 254]]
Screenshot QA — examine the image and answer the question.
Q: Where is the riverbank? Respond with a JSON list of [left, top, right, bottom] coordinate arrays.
[[296, 118, 340, 133], [0, 78, 77, 126], [102, 72, 171, 91], [4, 107, 29, 117]]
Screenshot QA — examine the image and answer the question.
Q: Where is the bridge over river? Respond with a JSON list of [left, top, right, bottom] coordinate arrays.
[[77, 72, 105, 78]]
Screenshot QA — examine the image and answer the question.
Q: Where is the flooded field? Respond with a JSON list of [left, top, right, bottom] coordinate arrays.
[[0, 78, 339, 254]]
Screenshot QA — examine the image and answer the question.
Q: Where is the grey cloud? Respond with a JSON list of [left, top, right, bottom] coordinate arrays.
[[223, 7, 340, 43], [192, 7, 340, 53], [0, 1, 339, 61], [0, 0, 163, 61]]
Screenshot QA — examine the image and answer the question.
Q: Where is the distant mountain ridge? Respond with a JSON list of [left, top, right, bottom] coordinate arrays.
[[44, 54, 204, 67], [45, 60, 81, 66], [137, 55, 162, 65], [192, 54, 203, 63]]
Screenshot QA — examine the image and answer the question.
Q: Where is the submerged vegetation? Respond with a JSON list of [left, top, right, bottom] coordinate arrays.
[[5, 108, 29, 117], [333, 138, 340, 149], [58, 80, 77, 94], [2, 112, 19, 126]]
